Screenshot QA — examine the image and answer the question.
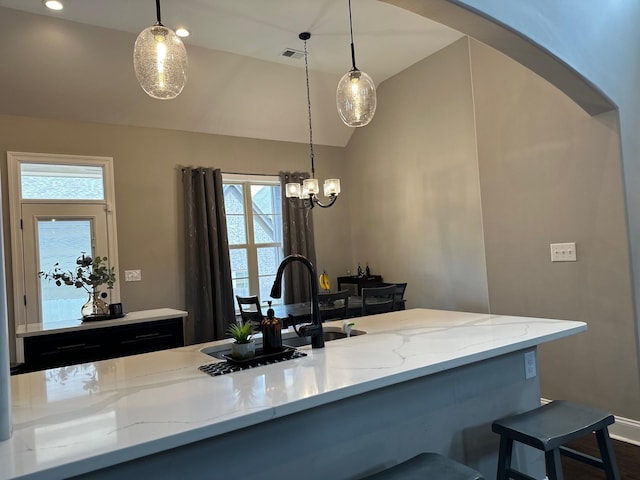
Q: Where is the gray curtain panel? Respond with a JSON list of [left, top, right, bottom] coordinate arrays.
[[279, 172, 317, 304], [183, 167, 235, 344]]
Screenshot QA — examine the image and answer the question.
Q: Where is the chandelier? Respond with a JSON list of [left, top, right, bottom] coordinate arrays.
[[285, 32, 341, 209], [133, 0, 188, 100]]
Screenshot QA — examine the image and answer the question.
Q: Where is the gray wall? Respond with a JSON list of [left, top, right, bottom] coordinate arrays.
[[469, 39, 639, 419], [0, 115, 352, 362], [345, 37, 640, 419], [346, 38, 490, 313]]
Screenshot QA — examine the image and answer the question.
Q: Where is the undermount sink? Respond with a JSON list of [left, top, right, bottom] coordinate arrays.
[[282, 326, 366, 348], [199, 326, 366, 360]]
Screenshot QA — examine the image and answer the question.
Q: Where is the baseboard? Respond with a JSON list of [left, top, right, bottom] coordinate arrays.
[[541, 398, 640, 446]]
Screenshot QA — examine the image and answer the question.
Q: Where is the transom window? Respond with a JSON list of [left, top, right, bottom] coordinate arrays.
[[223, 174, 284, 307]]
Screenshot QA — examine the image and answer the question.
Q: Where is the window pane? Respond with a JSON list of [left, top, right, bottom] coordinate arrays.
[[232, 278, 250, 300], [258, 247, 282, 306], [21, 163, 104, 200], [226, 215, 246, 245], [259, 274, 277, 305], [230, 249, 248, 279], [257, 247, 281, 276], [252, 185, 282, 244], [223, 184, 244, 215], [38, 219, 93, 324]]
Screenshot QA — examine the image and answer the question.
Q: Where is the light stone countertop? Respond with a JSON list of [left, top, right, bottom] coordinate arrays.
[[2, 308, 586, 479], [15, 308, 188, 337]]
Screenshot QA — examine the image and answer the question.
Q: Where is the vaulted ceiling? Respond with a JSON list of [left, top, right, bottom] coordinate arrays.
[[0, 0, 463, 146]]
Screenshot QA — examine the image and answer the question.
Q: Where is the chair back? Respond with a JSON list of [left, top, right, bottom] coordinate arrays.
[[393, 282, 407, 310], [235, 295, 264, 327], [318, 290, 350, 322], [361, 284, 396, 316]]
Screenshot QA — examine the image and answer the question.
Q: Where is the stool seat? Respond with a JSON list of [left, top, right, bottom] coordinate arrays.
[[492, 400, 620, 480], [362, 453, 484, 480]]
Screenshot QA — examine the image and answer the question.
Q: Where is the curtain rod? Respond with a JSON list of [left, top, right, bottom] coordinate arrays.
[[179, 167, 279, 177]]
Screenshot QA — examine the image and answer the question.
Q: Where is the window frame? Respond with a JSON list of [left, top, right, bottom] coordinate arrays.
[[6, 152, 120, 335], [222, 173, 283, 307]]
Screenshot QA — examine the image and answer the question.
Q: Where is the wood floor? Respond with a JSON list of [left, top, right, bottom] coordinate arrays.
[[561, 435, 640, 479]]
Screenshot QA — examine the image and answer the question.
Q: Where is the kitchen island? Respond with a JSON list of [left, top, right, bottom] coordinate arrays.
[[2, 308, 585, 479]]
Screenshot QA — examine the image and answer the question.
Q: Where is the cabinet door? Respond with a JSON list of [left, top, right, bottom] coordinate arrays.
[[111, 319, 184, 356], [23, 330, 107, 372]]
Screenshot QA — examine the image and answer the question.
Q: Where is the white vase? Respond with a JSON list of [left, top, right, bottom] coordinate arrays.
[[231, 341, 256, 360]]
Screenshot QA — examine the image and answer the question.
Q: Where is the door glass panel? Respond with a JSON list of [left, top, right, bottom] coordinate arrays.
[[38, 219, 93, 324], [21, 163, 104, 200]]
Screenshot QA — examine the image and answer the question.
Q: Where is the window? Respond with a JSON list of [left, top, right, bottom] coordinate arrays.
[[223, 174, 284, 307], [7, 152, 119, 333]]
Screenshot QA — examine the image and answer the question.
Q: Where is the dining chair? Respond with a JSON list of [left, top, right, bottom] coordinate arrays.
[[318, 289, 350, 322], [235, 295, 264, 327], [361, 284, 396, 316], [393, 282, 407, 311]]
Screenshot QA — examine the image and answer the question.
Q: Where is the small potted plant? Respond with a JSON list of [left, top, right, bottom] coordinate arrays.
[[227, 319, 256, 359]]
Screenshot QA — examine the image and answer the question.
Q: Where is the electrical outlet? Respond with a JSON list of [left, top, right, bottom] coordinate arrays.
[[524, 351, 537, 379], [550, 242, 576, 262], [124, 269, 142, 282]]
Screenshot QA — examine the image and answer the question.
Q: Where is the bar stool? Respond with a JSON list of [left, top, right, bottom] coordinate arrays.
[[492, 400, 620, 480], [361, 452, 484, 480]]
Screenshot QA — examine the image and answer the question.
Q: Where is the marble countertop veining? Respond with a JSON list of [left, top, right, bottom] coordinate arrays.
[[1, 308, 586, 479]]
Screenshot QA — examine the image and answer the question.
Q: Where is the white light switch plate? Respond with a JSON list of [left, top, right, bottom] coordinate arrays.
[[550, 242, 576, 262], [124, 270, 142, 282]]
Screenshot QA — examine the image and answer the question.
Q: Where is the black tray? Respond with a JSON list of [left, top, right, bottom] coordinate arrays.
[[222, 346, 297, 367], [81, 312, 126, 322]]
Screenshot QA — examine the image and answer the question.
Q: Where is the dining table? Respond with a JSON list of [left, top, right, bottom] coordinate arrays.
[[270, 296, 360, 327]]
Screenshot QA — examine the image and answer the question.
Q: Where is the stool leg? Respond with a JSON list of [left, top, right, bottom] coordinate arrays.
[[595, 427, 621, 480], [496, 436, 513, 480], [544, 449, 564, 480]]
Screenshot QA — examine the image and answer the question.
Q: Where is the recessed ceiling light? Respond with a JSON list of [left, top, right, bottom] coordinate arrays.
[[175, 27, 190, 38], [43, 0, 64, 10]]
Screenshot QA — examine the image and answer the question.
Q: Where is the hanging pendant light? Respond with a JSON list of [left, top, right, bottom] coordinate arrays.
[[133, 0, 188, 100], [336, 0, 377, 127], [285, 32, 340, 210]]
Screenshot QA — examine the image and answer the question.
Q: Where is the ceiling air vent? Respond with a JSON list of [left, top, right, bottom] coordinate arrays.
[[281, 48, 304, 60]]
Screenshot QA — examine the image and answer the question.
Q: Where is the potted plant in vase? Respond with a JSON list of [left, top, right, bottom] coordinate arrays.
[[227, 319, 256, 359], [39, 253, 116, 320]]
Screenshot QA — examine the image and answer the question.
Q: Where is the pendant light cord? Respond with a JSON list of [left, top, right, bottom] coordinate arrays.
[[303, 36, 316, 178], [348, 0, 357, 70], [155, 0, 163, 25]]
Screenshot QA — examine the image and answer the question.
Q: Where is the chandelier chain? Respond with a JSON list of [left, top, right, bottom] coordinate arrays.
[[303, 37, 316, 177]]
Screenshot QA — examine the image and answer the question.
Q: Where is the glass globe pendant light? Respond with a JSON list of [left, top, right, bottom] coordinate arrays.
[[336, 0, 376, 127], [133, 0, 188, 100]]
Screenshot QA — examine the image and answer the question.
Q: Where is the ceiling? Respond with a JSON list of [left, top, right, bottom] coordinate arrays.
[[0, 0, 463, 146]]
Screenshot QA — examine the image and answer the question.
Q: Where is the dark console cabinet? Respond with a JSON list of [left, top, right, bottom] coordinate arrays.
[[23, 317, 184, 373]]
